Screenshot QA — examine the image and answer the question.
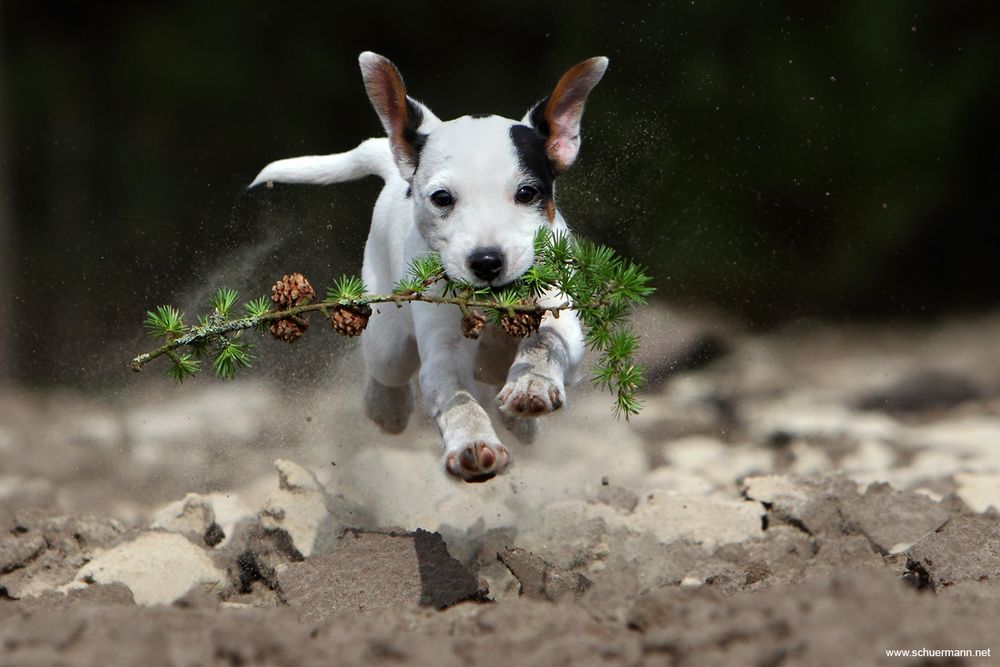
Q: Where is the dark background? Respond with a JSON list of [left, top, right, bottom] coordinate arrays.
[[2, 1, 998, 385]]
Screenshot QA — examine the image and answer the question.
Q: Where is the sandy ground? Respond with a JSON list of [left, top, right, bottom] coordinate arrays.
[[2, 307, 1000, 666]]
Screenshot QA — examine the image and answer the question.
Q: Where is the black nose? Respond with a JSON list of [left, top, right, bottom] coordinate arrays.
[[468, 249, 504, 282]]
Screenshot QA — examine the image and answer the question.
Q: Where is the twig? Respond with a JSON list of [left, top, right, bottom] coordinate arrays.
[[131, 293, 582, 372]]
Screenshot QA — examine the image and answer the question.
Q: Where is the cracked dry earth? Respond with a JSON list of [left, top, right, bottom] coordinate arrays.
[[3, 308, 1000, 666]]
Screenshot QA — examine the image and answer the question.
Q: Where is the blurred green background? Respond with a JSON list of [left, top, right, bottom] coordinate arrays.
[[1, 1, 998, 384]]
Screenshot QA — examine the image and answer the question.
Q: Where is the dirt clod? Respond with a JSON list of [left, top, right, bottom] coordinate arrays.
[[277, 529, 485, 623], [498, 547, 592, 601]]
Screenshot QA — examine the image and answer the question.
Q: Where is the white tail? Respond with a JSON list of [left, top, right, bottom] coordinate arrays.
[[248, 137, 395, 188]]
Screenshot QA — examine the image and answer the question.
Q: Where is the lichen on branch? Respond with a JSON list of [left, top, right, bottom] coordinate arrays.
[[131, 229, 654, 418]]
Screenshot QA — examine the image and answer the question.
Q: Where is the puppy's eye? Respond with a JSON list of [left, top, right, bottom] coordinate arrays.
[[515, 185, 539, 204], [429, 190, 454, 207]]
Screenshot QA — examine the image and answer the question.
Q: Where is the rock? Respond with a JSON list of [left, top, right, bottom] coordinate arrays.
[[0, 530, 46, 575], [661, 437, 774, 488], [630, 491, 764, 551], [786, 442, 833, 475], [954, 472, 1000, 513], [626, 569, 1000, 665], [516, 493, 762, 581], [151, 492, 252, 549], [743, 475, 816, 523], [150, 493, 216, 543], [838, 439, 897, 474], [744, 475, 950, 554], [276, 529, 485, 622], [0, 512, 131, 599], [258, 459, 371, 559], [908, 417, 1000, 465], [904, 515, 1000, 588], [62, 532, 228, 605], [498, 547, 592, 601], [595, 484, 639, 513], [12, 584, 135, 610], [743, 560, 772, 586], [643, 333, 729, 390], [856, 370, 981, 413], [639, 466, 716, 495], [747, 399, 902, 444], [841, 482, 950, 554], [515, 501, 616, 570]]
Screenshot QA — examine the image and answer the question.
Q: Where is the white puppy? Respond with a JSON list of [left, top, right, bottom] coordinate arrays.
[[251, 52, 608, 482]]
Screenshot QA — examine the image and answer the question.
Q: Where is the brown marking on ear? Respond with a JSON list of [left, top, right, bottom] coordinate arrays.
[[544, 198, 557, 223], [543, 58, 600, 124], [360, 53, 421, 174], [538, 57, 608, 175]]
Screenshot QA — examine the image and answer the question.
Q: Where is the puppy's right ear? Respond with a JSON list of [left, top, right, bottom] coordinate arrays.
[[359, 52, 439, 181]]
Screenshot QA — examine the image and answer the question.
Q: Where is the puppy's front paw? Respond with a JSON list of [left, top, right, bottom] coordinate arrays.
[[445, 441, 510, 483], [497, 373, 565, 418]]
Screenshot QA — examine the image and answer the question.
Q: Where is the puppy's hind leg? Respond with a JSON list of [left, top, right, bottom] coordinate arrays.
[[362, 307, 419, 434], [364, 378, 413, 434]]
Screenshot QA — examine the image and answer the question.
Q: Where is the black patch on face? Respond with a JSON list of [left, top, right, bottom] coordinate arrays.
[[526, 96, 551, 138], [509, 124, 555, 202], [469, 112, 493, 119], [405, 186, 412, 198], [404, 97, 428, 169]]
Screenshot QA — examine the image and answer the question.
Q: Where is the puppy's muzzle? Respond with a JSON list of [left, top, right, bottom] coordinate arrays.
[[468, 248, 504, 283]]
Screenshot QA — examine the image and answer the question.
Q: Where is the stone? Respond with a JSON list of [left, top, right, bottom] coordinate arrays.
[[954, 472, 1000, 514], [595, 484, 639, 513], [62, 532, 228, 605], [0, 530, 46, 576], [498, 547, 592, 601], [856, 370, 981, 413], [838, 439, 897, 474], [151, 492, 253, 549], [904, 515, 1000, 588], [661, 436, 773, 488], [626, 569, 1000, 665], [13, 584, 135, 610], [840, 482, 950, 555], [0, 513, 132, 599], [150, 493, 216, 541], [744, 475, 950, 554], [747, 399, 902, 443], [743, 560, 772, 586], [515, 501, 616, 570], [629, 491, 764, 550], [258, 459, 370, 558]]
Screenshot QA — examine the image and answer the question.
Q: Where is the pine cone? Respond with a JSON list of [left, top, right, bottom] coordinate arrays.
[[271, 273, 316, 309], [330, 304, 371, 337], [500, 310, 543, 338], [460, 310, 486, 340], [269, 318, 308, 343]]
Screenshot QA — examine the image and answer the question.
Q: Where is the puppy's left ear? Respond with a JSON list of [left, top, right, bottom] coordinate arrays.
[[359, 51, 440, 180], [523, 57, 609, 175]]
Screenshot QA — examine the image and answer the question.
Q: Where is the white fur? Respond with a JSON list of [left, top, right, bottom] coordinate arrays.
[[250, 52, 605, 482]]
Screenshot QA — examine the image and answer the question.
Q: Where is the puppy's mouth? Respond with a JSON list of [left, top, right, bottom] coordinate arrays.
[[445, 270, 521, 290], [464, 275, 522, 290]]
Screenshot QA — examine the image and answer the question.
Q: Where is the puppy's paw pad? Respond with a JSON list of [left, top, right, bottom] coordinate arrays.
[[497, 374, 565, 417], [445, 443, 510, 483]]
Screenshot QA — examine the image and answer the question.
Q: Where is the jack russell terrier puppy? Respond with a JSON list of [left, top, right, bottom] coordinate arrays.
[[251, 52, 608, 482]]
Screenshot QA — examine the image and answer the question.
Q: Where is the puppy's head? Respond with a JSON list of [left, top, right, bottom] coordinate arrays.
[[359, 52, 608, 287]]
